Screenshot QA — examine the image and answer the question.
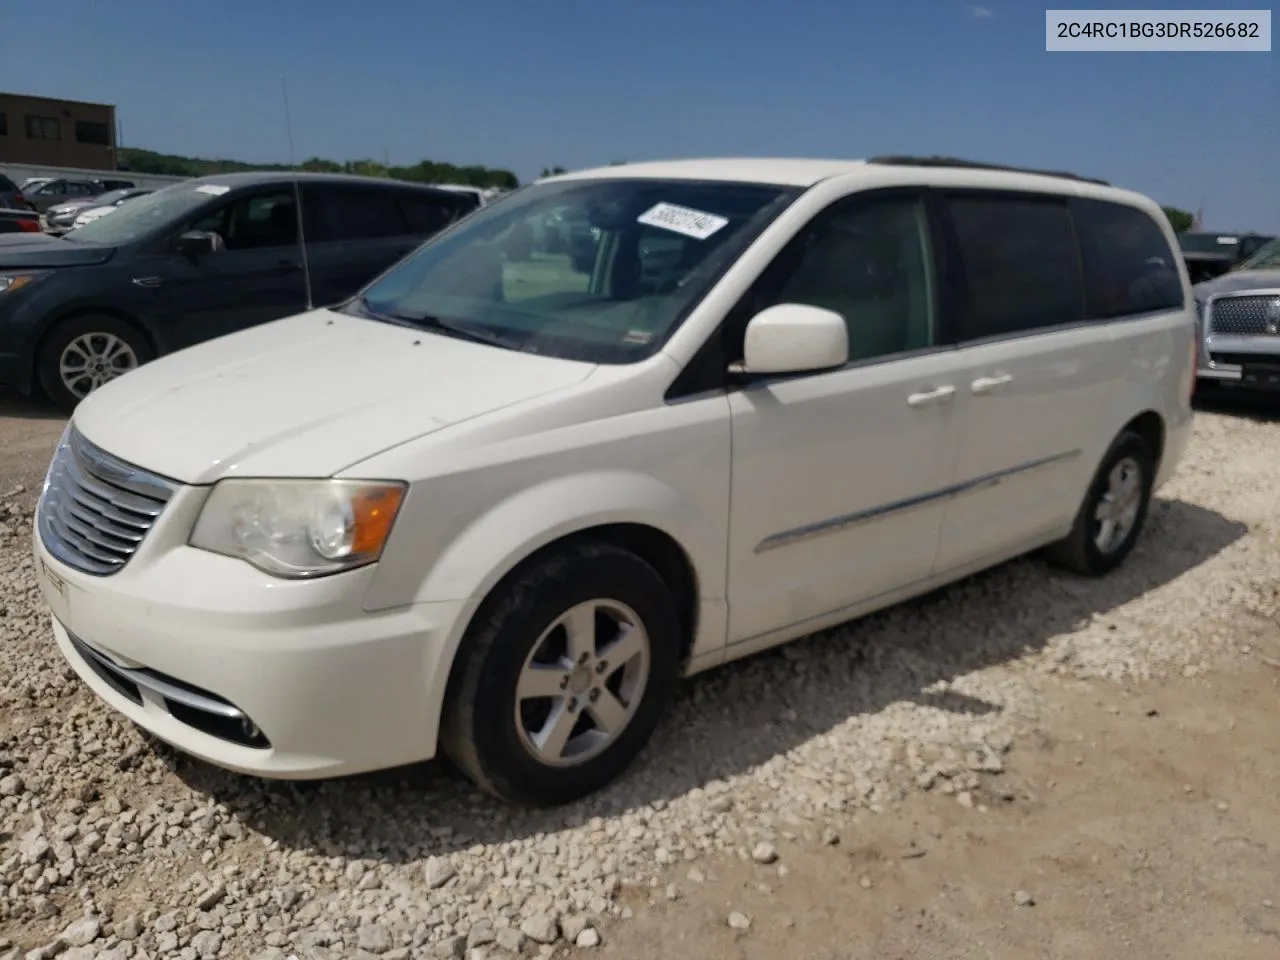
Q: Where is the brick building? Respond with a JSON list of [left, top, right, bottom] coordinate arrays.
[[0, 91, 117, 171]]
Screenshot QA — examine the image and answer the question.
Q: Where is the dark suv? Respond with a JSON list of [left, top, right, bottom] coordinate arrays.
[[0, 171, 480, 410], [0, 174, 34, 212]]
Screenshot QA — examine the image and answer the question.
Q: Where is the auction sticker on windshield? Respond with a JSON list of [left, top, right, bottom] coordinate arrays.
[[637, 202, 729, 240], [195, 184, 230, 196]]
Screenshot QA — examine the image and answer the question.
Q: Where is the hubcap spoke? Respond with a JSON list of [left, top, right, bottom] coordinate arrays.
[[516, 664, 572, 702], [531, 699, 578, 761], [598, 625, 644, 676], [586, 688, 628, 734], [562, 603, 598, 663]]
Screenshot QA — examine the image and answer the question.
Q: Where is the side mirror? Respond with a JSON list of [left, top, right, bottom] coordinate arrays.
[[732, 303, 848, 376], [177, 230, 222, 256]]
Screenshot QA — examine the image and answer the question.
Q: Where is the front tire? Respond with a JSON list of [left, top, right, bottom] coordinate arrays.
[[441, 542, 681, 806], [36, 315, 153, 413], [1043, 429, 1155, 576]]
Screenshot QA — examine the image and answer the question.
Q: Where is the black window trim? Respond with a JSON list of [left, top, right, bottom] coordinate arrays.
[[665, 185, 961, 402]]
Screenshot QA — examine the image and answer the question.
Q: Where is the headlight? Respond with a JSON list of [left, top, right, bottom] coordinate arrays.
[[189, 479, 406, 578], [0, 272, 49, 295]]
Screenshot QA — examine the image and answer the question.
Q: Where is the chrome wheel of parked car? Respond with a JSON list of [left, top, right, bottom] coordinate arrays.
[[60, 332, 141, 399], [1093, 456, 1143, 555], [515, 599, 650, 767], [37, 315, 154, 413]]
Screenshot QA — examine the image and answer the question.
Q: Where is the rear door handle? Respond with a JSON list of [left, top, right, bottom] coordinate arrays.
[[907, 385, 956, 407], [971, 374, 1013, 394]]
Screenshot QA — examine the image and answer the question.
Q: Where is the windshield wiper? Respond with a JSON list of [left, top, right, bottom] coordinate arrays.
[[356, 298, 522, 350]]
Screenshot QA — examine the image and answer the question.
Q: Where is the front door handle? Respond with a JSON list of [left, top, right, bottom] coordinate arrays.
[[907, 385, 956, 407], [971, 374, 1013, 394]]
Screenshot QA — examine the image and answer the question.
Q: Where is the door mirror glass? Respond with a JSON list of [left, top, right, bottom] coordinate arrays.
[[736, 303, 848, 375], [178, 230, 222, 256]]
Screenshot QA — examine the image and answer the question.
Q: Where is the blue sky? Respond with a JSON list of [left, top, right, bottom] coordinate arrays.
[[2, 0, 1276, 230]]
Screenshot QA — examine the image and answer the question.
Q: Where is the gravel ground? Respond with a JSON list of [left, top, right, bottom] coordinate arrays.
[[0, 398, 1277, 959]]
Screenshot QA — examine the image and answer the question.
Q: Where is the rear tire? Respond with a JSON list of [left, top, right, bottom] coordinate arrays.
[[36, 315, 153, 413], [441, 542, 681, 806], [1043, 429, 1155, 576]]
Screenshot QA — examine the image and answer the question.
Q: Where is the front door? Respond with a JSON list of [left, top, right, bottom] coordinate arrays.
[[725, 192, 963, 644], [160, 188, 308, 348]]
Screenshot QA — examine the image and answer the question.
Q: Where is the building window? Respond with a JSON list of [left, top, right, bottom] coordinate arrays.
[[75, 120, 111, 146], [25, 115, 61, 140], [0, 112, 7, 136]]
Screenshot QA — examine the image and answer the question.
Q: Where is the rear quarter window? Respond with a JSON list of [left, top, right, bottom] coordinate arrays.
[[1072, 198, 1185, 318]]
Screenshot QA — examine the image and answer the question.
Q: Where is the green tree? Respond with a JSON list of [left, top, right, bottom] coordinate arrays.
[[1162, 206, 1194, 233], [117, 146, 519, 189]]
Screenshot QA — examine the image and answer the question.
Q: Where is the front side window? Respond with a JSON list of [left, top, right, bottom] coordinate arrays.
[[1074, 198, 1184, 318], [347, 178, 799, 363], [190, 191, 298, 251], [744, 195, 936, 364], [947, 194, 1085, 338]]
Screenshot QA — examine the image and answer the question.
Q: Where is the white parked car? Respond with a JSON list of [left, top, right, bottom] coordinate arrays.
[[33, 156, 1196, 805]]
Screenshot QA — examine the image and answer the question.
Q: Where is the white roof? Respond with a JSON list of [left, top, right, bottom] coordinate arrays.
[[548, 158, 865, 187], [542, 157, 1154, 212]]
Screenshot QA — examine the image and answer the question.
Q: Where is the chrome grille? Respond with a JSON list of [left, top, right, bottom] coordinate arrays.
[[37, 428, 176, 575], [1206, 294, 1280, 337]]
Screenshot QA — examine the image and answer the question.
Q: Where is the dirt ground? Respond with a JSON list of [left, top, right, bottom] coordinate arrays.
[[599, 657, 1280, 960], [1, 387, 1277, 960]]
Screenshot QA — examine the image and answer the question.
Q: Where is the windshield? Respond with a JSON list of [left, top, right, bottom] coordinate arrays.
[[63, 181, 217, 244], [346, 177, 800, 363], [1236, 237, 1280, 271]]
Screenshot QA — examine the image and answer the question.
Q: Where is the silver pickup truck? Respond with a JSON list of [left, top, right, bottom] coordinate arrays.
[[1194, 237, 1280, 393]]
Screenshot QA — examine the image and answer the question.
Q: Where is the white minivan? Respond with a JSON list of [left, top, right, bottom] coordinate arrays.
[[32, 157, 1196, 805]]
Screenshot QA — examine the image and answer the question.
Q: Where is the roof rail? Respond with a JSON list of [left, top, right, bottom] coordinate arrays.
[[866, 155, 1110, 187]]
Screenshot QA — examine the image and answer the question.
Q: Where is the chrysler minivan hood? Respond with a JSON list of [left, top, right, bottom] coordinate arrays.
[[72, 310, 597, 484], [0, 232, 115, 268]]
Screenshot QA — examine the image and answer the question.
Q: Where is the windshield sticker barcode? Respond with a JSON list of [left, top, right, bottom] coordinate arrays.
[[195, 184, 230, 196], [636, 202, 729, 241]]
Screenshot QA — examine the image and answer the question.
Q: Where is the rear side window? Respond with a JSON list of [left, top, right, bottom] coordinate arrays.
[[946, 194, 1085, 339], [0, 175, 16, 193], [399, 191, 470, 235], [1073, 198, 1183, 318], [311, 186, 407, 242]]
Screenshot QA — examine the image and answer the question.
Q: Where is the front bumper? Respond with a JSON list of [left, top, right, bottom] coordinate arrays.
[[1198, 335, 1280, 391], [33, 506, 474, 779]]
